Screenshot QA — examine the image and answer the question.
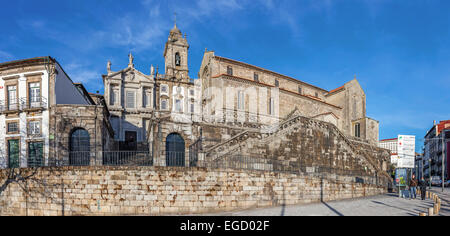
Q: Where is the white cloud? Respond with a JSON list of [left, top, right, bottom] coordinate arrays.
[[64, 62, 101, 86]]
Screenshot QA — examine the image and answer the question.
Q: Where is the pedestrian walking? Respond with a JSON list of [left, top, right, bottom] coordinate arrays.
[[419, 177, 427, 200], [409, 174, 418, 199]]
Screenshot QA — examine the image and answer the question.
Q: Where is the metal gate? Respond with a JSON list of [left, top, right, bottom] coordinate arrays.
[[166, 133, 185, 167]]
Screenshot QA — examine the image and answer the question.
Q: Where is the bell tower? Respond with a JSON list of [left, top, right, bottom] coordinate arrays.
[[164, 17, 189, 82]]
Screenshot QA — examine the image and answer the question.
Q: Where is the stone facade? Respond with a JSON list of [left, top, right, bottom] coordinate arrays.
[[0, 166, 387, 216], [199, 53, 379, 146], [0, 57, 114, 168], [0, 23, 385, 172], [201, 111, 391, 181], [48, 104, 114, 165], [100, 23, 382, 169], [102, 24, 202, 167]]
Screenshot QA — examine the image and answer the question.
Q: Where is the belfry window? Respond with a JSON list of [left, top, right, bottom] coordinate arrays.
[[275, 79, 279, 87], [175, 52, 181, 66]]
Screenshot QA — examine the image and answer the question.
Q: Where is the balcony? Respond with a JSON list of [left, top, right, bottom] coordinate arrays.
[[0, 100, 20, 114], [0, 97, 47, 114], [22, 97, 47, 111]]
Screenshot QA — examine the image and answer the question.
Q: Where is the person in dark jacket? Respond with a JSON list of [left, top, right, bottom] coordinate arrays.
[[419, 177, 427, 200], [409, 174, 418, 199]]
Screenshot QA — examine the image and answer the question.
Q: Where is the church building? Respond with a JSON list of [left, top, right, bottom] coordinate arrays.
[[102, 22, 379, 167]]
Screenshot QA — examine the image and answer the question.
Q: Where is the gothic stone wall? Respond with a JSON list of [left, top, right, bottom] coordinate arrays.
[[0, 166, 386, 216]]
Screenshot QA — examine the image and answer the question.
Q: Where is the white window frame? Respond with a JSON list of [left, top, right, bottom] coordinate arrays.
[[143, 89, 152, 108], [161, 99, 168, 111], [7, 85, 17, 110], [110, 86, 118, 106], [28, 120, 41, 136], [160, 84, 169, 95], [126, 90, 136, 109], [7, 122, 19, 133], [29, 82, 41, 107]]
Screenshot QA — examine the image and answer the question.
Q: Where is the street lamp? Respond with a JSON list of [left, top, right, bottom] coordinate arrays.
[[441, 135, 447, 192], [429, 158, 432, 189]]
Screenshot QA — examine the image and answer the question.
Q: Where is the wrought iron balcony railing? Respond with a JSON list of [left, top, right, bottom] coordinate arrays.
[[22, 97, 48, 110], [0, 97, 48, 113]]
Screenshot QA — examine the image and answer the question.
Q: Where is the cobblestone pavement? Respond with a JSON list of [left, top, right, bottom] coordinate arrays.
[[206, 190, 450, 216]]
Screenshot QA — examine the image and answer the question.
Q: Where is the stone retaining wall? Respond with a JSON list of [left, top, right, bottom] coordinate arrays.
[[0, 166, 386, 216]]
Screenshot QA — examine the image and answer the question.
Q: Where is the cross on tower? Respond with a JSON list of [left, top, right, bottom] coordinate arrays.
[[174, 12, 177, 25]]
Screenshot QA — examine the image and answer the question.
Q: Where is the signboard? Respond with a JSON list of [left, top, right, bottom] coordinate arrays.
[[390, 155, 400, 165], [397, 135, 415, 168], [395, 168, 407, 187]]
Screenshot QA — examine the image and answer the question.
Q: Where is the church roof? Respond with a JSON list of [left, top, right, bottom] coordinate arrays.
[[213, 55, 329, 93]]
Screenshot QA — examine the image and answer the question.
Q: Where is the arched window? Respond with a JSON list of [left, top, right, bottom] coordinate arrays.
[[69, 128, 90, 166], [175, 52, 181, 66], [354, 123, 361, 138], [166, 133, 185, 167]]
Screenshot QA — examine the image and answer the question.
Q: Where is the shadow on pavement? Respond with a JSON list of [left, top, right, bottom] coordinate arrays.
[[321, 202, 344, 216], [371, 200, 419, 215]]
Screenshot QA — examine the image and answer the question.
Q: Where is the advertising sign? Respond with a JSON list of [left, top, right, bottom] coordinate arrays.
[[397, 135, 415, 168], [390, 155, 400, 165], [395, 168, 407, 187]]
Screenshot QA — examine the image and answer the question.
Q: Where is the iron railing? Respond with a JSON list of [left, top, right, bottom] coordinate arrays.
[[166, 151, 185, 167], [69, 151, 91, 166], [1, 151, 388, 187], [103, 151, 152, 166], [200, 154, 388, 187], [0, 97, 47, 113], [22, 97, 48, 110]]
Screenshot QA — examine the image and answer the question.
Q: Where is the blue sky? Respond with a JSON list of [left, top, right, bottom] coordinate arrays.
[[1, 0, 449, 151]]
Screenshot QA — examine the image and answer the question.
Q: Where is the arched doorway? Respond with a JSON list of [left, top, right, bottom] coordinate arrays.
[[165, 133, 185, 167], [69, 128, 90, 166]]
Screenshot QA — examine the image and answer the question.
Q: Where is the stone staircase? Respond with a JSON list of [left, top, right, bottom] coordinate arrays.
[[203, 112, 391, 181]]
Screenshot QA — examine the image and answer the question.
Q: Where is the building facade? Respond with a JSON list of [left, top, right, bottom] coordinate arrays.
[[379, 138, 399, 166], [0, 57, 113, 168], [1, 23, 384, 169], [199, 51, 380, 145], [102, 23, 202, 167], [424, 120, 450, 180], [414, 153, 424, 180]]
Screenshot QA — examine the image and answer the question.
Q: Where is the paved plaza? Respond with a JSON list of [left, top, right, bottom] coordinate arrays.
[[207, 187, 450, 216]]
